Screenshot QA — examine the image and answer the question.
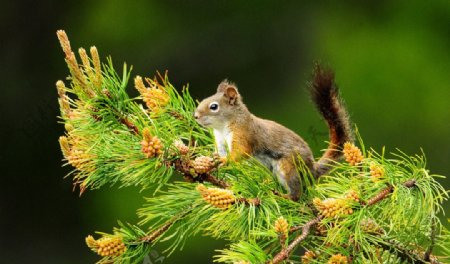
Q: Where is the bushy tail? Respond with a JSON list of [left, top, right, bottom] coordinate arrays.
[[310, 64, 353, 177]]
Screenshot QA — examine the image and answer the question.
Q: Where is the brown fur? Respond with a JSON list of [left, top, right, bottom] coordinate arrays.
[[229, 121, 253, 161], [194, 66, 352, 200], [310, 64, 353, 175]]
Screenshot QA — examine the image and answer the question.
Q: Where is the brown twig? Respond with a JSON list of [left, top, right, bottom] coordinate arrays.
[[169, 159, 230, 189], [289, 225, 303, 233], [236, 197, 261, 206], [364, 185, 394, 206], [140, 209, 191, 243], [202, 173, 230, 189], [424, 217, 436, 261], [269, 216, 322, 264], [169, 110, 185, 120], [120, 117, 140, 135], [279, 233, 287, 251], [140, 219, 176, 243], [403, 179, 417, 188], [362, 179, 416, 206]]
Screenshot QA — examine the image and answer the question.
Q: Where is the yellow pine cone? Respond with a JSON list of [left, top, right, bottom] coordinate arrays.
[[59, 136, 94, 172], [85, 235, 127, 257], [85, 235, 97, 249], [343, 142, 363, 166], [56, 80, 71, 117], [273, 216, 289, 235], [67, 148, 92, 170], [193, 156, 214, 174], [344, 190, 360, 202], [313, 197, 323, 208], [328, 254, 348, 264], [68, 108, 84, 120], [302, 250, 318, 263], [64, 123, 74, 132], [90, 46, 102, 88], [314, 197, 353, 218], [134, 76, 169, 114], [173, 140, 189, 155], [360, 218, 384, 235], [197, 184, 235, 209], [59, 136, 71, 158], [369, 163, 385, 182], [141, 128, 163, 158]]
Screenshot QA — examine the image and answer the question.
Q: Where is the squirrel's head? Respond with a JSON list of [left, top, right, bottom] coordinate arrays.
[[194, 80, 243, 129]]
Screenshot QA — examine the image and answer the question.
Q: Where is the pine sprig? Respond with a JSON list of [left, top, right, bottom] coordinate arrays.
[[56, 30, 215, 193], [55, 30, 450, 264]]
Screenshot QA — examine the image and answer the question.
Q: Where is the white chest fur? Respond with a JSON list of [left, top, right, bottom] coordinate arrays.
[[213, 126, 233, 157]]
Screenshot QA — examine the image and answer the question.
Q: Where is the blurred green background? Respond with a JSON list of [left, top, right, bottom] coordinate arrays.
[[1, 0, 449, 263]]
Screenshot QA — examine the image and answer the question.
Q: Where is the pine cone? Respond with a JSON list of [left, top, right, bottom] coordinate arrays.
[[85, 235, 97, 249], [144, 88, 169, 111], [85, 235, 127, 257], [134, 76, 169, 114], [370, 163, 384, 182], [59, 136, 94, 172], [344, 190, 360, 202], [343, 142, 363, 166], [328, 254, 348, 264], [314, 197, 353, 218], [193, 156, 214, 174], [67, 149, 90, 170], [273, 217, 289, 235], [302, 250, 318, 263], [69, 108, 83, 120], [360, 218, 384, 235], [174, 140, 189, 155], [59, 136, 71, 158], [313, 197, 323, 208], [141, 128, 163, 158], [196, 184, 235, 209], [64, 123, 74, 132]]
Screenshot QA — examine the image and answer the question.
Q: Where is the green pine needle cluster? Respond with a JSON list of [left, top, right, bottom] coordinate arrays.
[[56, 30, 449, 264]]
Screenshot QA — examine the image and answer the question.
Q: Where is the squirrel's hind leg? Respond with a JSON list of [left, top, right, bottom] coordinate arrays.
[[275, 158, 301, 201]]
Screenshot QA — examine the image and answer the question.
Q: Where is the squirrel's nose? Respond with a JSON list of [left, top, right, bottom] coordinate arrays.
[[193, 112, 199, 119]]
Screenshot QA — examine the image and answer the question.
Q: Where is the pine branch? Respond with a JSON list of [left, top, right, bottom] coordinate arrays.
[[378, 239, 442, 264], [236, 197, 261, 206], [283, 179, 419, 262], [363, 179, 416, 206], [55, 31, 449, 264], [289, 224, 303, 234], [169, 158, 230, 189], [140, 209, 191, 243], [202, 173, 230, 189], [269, 216, 322, 264], [119, 116, 140, 135], [424, 218, 436, 261]]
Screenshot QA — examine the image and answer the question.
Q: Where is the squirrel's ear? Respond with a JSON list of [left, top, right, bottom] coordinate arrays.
[[217, 79, 230, 93], [225, 86, 239, 105], [217, 80, 239, 105]]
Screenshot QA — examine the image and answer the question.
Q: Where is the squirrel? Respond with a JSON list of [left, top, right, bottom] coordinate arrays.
[[194, 64, 353, 201]]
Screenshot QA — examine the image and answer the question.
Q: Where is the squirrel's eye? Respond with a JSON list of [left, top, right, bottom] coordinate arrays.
[[209, 102, 219, 112]]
